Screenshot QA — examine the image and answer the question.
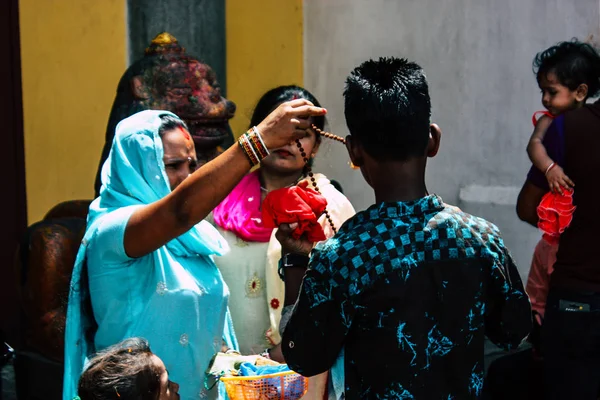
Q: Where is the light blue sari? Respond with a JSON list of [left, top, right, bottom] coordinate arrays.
[[63, 110, 237, 400]]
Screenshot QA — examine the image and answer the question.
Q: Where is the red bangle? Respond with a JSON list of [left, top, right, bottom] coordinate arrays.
[[238, 135, 259, 166], [248, 129, 269, 159], [545, 162, 556, 176]]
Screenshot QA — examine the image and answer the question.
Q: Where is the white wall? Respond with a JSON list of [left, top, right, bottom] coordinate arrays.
[[305, 0, 599, 277]]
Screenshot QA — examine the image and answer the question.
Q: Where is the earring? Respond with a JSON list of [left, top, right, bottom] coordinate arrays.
[[348, 161, 360, 170]]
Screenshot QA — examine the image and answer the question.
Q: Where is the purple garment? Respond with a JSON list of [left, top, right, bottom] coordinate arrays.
[[526, 115, 566, 190]]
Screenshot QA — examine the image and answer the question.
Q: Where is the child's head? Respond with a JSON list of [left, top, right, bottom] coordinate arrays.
[[534, 40, 600, 115], [343, 57, 439, 181], [343, 57, 433, 161], [77, 338, 180, 400]]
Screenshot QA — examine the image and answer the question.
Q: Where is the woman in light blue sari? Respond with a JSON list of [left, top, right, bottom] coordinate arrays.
[[63, 102, 326, 400]]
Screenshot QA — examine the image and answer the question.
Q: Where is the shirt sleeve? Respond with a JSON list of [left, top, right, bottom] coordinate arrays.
[[88, 205, 141, 265], [281, 249, 354, 377], [526, 115, 565, 190], [484, 239, 532, 350]]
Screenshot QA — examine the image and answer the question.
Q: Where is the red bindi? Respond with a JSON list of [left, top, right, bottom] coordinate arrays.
[[178, 126, 191, 141]]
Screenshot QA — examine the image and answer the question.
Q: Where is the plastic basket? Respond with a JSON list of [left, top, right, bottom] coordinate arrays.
[[220, 370, 308, 400]]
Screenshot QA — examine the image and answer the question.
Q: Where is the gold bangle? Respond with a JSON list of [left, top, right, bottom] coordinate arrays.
[[238, 135, 259, 166], [248, 129, 269, 159], [252, 126, 270, 155]]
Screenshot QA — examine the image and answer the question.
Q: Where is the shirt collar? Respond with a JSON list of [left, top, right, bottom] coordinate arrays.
[[368, 194, 445, 219]]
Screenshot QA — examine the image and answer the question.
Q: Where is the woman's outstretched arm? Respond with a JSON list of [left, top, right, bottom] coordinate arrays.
[[125, 100, 326, 258]]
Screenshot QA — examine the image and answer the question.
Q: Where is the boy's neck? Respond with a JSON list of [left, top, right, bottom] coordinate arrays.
[[368, 158, 429, 203]]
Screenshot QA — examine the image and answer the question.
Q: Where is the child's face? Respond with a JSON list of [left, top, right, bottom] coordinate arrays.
[[539, 71, 581, 115], [260, 126, 319, 174], [152, 355, 180, 399]]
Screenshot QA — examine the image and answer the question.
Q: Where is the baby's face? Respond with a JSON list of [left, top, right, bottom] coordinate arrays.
[[152, 355, 180, 400], [539, 71, 581, 115]]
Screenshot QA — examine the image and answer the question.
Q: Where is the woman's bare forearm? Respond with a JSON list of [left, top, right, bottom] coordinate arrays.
[[171, 144, 251, 227], [124, 144, 250, 257]]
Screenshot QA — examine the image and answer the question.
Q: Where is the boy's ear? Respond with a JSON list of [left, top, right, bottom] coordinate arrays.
[[427, 124, 442, 158], [345, 135, 363, 168]]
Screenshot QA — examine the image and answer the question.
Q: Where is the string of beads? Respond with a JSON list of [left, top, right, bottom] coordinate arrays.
[[311, 124, 346, 144], [293, 124, 347, 235], [239, 124, 347, 234]]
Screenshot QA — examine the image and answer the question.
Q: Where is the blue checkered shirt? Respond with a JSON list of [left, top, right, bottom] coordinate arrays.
[[281, 195, 531, 399]]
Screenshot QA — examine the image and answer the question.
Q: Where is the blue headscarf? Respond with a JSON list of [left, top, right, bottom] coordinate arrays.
[[63, 110, 233, 399], [95, 109, 228, 256]]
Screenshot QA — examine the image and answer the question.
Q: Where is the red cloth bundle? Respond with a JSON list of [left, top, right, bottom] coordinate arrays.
[[262, 181, 328, 242], [537, 190, 576, 245]]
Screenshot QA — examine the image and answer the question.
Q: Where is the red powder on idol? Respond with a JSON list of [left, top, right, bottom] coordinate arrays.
[[178, 126, 191, 140]]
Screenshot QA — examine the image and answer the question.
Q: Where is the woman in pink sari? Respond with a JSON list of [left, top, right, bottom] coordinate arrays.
[[210, 86, 355, 398]]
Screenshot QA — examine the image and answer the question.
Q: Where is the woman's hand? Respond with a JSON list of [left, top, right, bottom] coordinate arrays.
[[276, 223, 313, 308], [546, 164, 574, 194], [275, 223, 314, 256], [257, 99, 327, 150]]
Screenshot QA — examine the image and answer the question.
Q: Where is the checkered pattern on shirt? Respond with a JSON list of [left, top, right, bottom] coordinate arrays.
[[283, 195, 530, 399], [311, 196, 509, 299]]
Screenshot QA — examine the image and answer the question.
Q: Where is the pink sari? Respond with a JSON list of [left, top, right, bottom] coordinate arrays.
[[213, 170, 273, 242]]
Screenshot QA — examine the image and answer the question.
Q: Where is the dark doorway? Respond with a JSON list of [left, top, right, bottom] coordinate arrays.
[[0, 0, 28, 347]]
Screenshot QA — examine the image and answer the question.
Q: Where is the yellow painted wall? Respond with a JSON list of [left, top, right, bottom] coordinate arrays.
[[19, 0, 301, 221], [226, 0, 304, 137], [20, 0, 126, 222]]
